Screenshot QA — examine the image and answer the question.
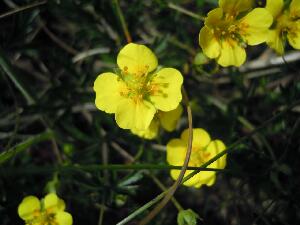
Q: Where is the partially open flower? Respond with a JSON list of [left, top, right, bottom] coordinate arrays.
[[18, 193, 72, 225], [94, 43, 183, 131], [266, 0, 300, 54], [167, 128, 226, 188], [199, 0, 273, 67]]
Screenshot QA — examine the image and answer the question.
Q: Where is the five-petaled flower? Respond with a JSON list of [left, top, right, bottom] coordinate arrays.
[[266, 0, 300, 54], [199, 0, 273, 67], [167, 128, 227, 188], [94, 43, 183, 131], [18, 193, 72, 225]]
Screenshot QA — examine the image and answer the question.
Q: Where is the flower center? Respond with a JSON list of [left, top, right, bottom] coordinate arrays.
[[27, 210, 58, 225], [212, 19, 246, 46], [119, 65, 158, 103], [189, 147, 211, 167]]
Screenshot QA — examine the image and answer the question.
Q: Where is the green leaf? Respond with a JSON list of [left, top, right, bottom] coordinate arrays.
[[177, 209, 199, 225], [0, 130, 54, 164], [0, 49, 36, 105]]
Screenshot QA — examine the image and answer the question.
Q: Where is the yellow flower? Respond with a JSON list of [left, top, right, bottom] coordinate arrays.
[[199, 0, 273, 67], [93, 43, 183, 131], [266, 0, 300, 54], [131, 104, 183, 139], [166, 128, 226, 188], [18, 193, 72, 225]]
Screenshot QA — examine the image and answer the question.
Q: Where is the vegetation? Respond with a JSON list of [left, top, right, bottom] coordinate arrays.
[[1, 0, 300, 224]]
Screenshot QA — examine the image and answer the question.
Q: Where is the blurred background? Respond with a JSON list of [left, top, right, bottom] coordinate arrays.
[[1, 0, 300, 224]]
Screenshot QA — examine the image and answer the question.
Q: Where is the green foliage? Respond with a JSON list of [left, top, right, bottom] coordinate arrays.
[[0, 0, 300, 225], [177, 209, 199, 225]]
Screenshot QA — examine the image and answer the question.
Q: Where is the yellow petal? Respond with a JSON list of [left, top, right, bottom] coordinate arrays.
[[199, 26, 221, 59], [240, 8, 273, 45], [44, 193, 60, 212], [131, 118, 159, 140], [159, 104, 183, 132], [149, 68, 183, 112], [194, 175, 216, 188], [170, 170, 181, 183], [174, 170, 215, 188], [219, 0, 253, 15], [56, 211, 73, 225], [185, 174, 214, 187], [117, 43, 158, 75], [290, 0, 300, 18], [170, 170, 194, 186], [217, 40, 246, 67], [184, 172, 205, 187], [57, 199, 66, 211], [266, 0, 284, 18], [170, 170, 200, 187], [18, 196, 41, 221], [181, 128, 211, 149], [166, 138, 186, 166], [205, 8, 223, 27], [287, 21, 300, 50], [94, 73, 126, 113], [267, 29, 285, 54], [115, 99, 156, 130], [206, 140, 227, 169]]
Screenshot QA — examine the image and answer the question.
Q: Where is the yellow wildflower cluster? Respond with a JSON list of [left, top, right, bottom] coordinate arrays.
[[200, 0, 300, 66], [167, 128, 226, 188], [18, 193, 72, 225], [199, 0, 273, 67], [94, 43, 183, 137], [266, 0, 300, 54]]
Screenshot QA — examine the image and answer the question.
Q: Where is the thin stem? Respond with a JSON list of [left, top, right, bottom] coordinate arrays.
[[110, 140, 184, 212], [116, 99, 300, 225], [98, 140, 108, 225], [116, 192, 166, 225], [0, 48, 63, 164], [0, 0, 47, 19], [182, 100, 300, 183], [139, 87, 193, 225], [237, 116, 277, 163], [39, 118, 63, 164], [148, 173, 183, 211], [168, 2, 205, 21], [112, 0, 132, 43], [98, 204, 105, 225], [40, 23, 78, 55], [7, 164, 227, 174], [0, 49, 35, 104], [2, 74, 21, 150], [0, 130, 54, 164]]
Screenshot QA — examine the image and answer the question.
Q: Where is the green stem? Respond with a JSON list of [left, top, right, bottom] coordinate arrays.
[[0, 49, 35, 105], [6, 164, 228, 174], [116, 192, 166, 225], [112, 0, 132, 43], [168, 2, 205, 21], [0, 130, 54, 164], [139, 87, 193, 225], [238, 116, 277, 163], [183, 100, 300, 183], [116, 99, 300, 225], [148, 173, 183, 211], [0, 0, 47, 19]]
